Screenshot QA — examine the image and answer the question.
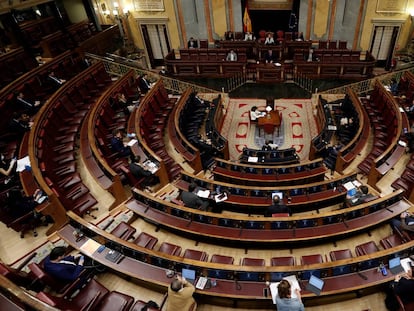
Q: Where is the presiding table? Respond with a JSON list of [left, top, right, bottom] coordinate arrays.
[[258, 110, 281, 135]]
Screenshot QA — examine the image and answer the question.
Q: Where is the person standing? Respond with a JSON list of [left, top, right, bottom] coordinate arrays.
[[226, 50, 238, 61], [166, 275, 196, 311], [276, 279, 305, 311]]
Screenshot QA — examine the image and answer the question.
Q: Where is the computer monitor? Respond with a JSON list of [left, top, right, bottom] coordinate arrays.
[[272, 192, 283, 200]]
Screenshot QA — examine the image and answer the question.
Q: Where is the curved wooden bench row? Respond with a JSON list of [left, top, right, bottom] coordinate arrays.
[[59, 211, 414, 304], [358, 80, 404, 190], [309, 96, 333, 160], [0, 47, 38, 89], [335, 88, 371, 173], [84, 70, 142, 209], [213, 157, 326, 186], [206, 95, 229, 159], [239, 147, 300, 165], [130, 188, 408, 244], [177, 171, 357, 212], [130, 80, 178, 185], [28, 62, 111, 224], [0, 51, 83, 134], [168, 88, 202, 172]]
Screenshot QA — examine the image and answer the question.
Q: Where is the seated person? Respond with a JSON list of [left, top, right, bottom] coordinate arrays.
[[264, 33, 275, 45], [393, 264, 414, 305], [138, 74, 152, 94], [391, 211, 414, 233], [187, 37, 198, 48], [181, 183, 209, 211], [276, 279, 304, 311], [9, 112, 32, 138], [110, 129, 132, 157], [225, 31, 234, 41], [43, 246, 86, 283], [346, 185, 371, 206], [167, 274, 196, 311], [47, 71, 66, 87], [250, 106, 265, 121], [265, 195, 290, 216], [15, 92, 42, 115], [244, 32, 254, 41], [226, 50, 238, 61], [129, 155, 159, 187], [262, 140, 272, 151], [0, 153, 17, 183]]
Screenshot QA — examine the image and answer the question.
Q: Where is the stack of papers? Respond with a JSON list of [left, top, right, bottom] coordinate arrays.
[[196, 190, 210, 198], [269, 275, 301, 304]]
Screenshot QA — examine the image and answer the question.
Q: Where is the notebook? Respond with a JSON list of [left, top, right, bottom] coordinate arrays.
[[306, 275, 324, 296], [389, 257, 405, 275], [182, 268, 196, 285]]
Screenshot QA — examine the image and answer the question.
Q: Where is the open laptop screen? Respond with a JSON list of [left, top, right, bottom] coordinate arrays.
[[309, 275, 324, 289], [182, 268, 196, 283]]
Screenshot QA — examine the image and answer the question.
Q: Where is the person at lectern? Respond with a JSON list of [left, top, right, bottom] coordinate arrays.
[[276, 279, 305, 311]]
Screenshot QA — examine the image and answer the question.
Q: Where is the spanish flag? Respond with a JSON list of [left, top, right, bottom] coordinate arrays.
[[243, 3, 252, 33]]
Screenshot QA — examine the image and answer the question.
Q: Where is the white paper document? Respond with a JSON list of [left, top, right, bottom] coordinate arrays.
[[197, 189, 210, 198]]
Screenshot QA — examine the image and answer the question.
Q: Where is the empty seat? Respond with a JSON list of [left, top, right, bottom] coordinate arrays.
[[210, 254, 234, 264], [36, 278, 109, 310], [270, 256, 295, 266], [241, 257, 265, 266], [129, 300, 160, 311], [355, 241, 379, 256], [301, 254, 323, 265], [96, 291, 134, 311], [110, 222, 136, 241], [183, 249, 208, 261], [380, 234, 404, 249], [329, 249, 353, 261], [133, 232, 158, 249], [158, 242, 182, 256]]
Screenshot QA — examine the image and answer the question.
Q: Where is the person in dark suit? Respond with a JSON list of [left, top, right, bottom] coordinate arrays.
[[129, 155, 159, 186], [43, 246, 86, 283], [393, 267, 414, 305], [187, 37, 198, 48], [15, 92, 41, 115], [181, 183, 209, 211], [110, 129, 132, 157], [9, 112, 31, 138], [139, 74, 151, 94], [391, 211, 414, 233], [47, 71, 66, 88], [264, 49, 277, 63], [265, 195, 290, 216]]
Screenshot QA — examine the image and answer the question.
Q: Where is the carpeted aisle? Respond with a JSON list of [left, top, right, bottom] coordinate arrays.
[[220, 98, 318, 161]]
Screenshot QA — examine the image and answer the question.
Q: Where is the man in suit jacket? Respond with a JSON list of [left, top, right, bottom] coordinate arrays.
[[139, 74, 151, 94], [15, 92, 41, 115], [391, 211, 414, 233], [181, 183, 209, 211], [265, 195, 290, 216], [393, 267, 414, 305], [187, 37, 198, 48]]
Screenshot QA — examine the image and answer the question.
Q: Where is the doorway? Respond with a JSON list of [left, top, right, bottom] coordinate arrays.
[[370, 25, 399, 70], [140, 23, 170, 68]]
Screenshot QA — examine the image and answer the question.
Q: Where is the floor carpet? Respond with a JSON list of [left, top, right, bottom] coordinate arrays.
[[221, 98, 318, 161]]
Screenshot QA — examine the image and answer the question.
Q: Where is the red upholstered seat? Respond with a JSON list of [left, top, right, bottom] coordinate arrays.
[[129, 300, 161, 311], [380, 234, 404, 249], [241, 257, 265, 266], [183, 249, 208, 261], [270, 256, 295, 266], [211, 254, 234, 264], [133, 232, 158, 249], [36, 279, 109, 310], [96, 291, 134, 311], [158, 242, 182, 256], [110, 222, 136, 241], [301, 254, 323, 265], [329, 249, 353, 261], [355, 241, 379, 256]]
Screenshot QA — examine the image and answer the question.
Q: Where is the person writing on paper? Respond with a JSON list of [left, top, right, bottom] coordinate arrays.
[[276, 279, 305, 311], [166, 274, 196, 311], [250, 106, 265, 121], [393, 264, 414, 305], [181, 183, 209, 211]]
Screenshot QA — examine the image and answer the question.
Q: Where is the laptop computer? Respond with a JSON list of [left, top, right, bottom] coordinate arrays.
[[389, 257, 405, 275], [306, 275, 324, 296], [182, 268, 196, 285]]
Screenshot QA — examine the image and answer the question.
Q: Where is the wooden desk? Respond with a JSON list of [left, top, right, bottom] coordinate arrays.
[[258, 111, 281, 135]]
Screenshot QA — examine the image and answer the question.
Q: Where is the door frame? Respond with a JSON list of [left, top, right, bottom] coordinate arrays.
[[136, 17, 171, 69]]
